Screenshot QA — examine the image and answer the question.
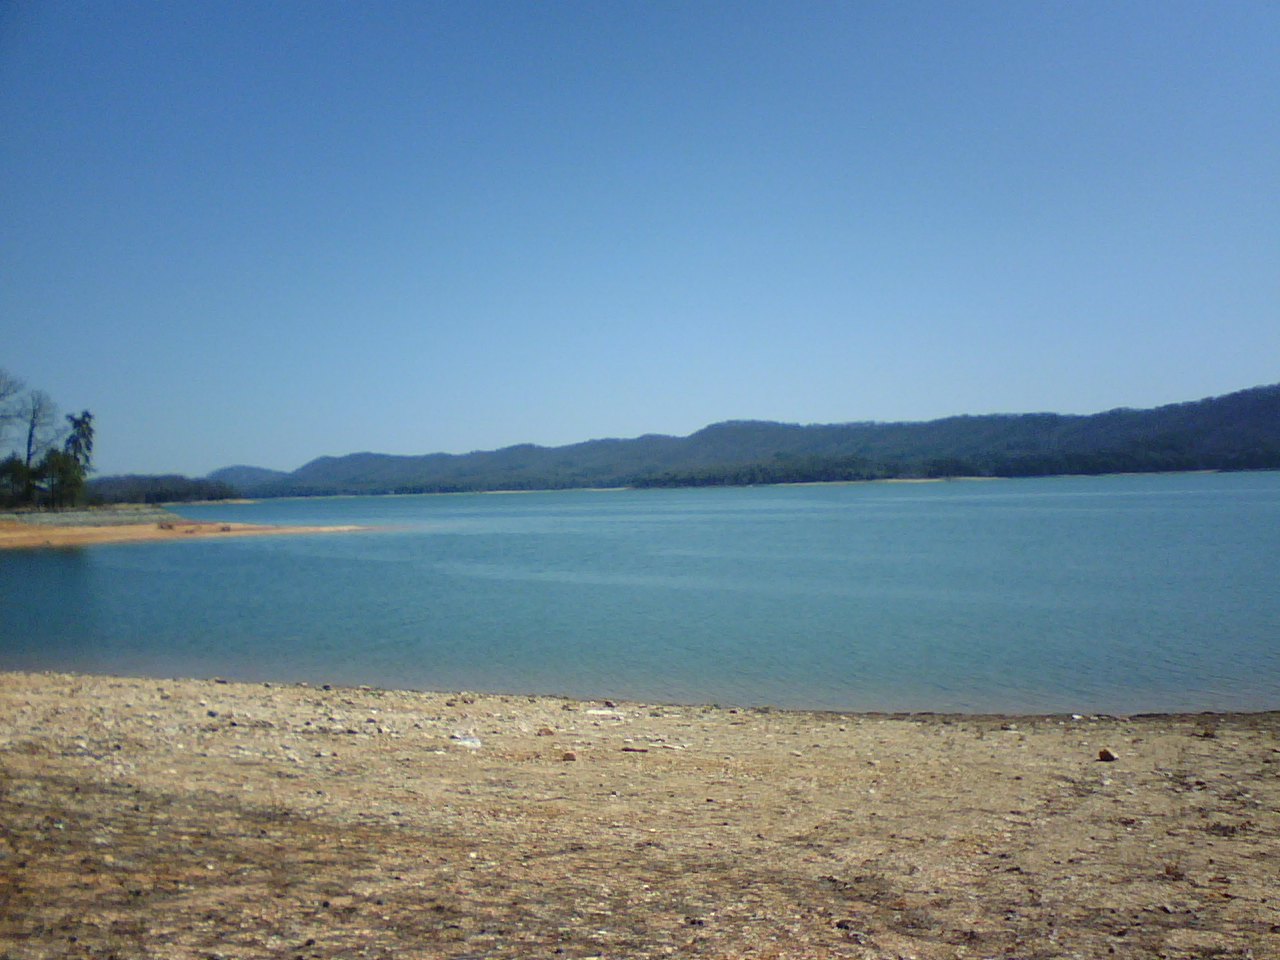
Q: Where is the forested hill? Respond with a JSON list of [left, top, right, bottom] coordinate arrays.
[[203, 383, 1280, 497]]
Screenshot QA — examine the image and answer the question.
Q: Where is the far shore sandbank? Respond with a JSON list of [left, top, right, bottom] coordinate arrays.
[[0, 519, 365, 550]]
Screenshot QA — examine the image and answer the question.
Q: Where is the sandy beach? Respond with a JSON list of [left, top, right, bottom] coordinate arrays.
[[1, 671, 1276, 959], [0, 520, 364, 550]]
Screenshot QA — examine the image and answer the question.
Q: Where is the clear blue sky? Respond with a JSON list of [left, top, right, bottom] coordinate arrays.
[[2, 1, 1276, 476]]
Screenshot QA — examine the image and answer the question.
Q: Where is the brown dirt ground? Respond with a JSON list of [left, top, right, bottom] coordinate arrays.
[[0, 672, 1277, 959]]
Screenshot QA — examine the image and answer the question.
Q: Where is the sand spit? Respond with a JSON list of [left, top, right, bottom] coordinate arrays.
[[0, 520, 364, 550], [1, 672, 1277, 958]]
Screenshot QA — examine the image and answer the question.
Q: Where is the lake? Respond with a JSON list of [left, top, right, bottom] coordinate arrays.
[[3, 472, 1278, 714]]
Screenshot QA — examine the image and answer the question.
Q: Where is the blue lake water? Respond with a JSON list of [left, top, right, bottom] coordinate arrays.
[[2, 472, 1278, 714]]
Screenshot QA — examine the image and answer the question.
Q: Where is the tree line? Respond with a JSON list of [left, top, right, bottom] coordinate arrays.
[[1, 368, 95, 509], [86, 474, 239, 505], [630, 445, 1280, 489]]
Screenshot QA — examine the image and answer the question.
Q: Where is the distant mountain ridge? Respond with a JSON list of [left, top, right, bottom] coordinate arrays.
[[204, 383, 1280, 497]]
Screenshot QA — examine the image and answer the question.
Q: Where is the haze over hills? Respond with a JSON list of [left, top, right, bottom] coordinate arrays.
[[178, 383, 1280, 499]]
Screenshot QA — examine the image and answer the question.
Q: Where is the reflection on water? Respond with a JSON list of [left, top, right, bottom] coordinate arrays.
[[2, 472, 1278, 713]]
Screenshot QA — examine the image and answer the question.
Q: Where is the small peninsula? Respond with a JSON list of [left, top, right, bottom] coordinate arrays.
[[0, 507, 362, 550]]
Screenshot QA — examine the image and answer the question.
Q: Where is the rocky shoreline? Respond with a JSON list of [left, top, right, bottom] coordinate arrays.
[[1, 671, 1277, 958], [0, 505, 183, 527]]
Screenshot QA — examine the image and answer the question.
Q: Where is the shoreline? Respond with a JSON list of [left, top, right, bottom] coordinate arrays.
[[183, 467, 1271, 502], [3, 669, 1277, 958], [5, 668, 1279, 723], [0, 519, 366, 550]]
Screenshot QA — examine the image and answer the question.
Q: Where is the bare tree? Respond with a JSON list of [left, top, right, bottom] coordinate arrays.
[[0, 368, 20, 403], [0, 368, 23, 451], [23, 390, 59, 472]]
